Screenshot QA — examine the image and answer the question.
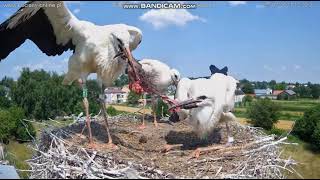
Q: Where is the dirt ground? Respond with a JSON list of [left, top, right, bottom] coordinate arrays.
[[59, 114, 257, 178]]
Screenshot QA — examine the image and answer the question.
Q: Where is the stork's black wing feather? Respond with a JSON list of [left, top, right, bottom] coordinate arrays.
[[209, 65, 220, 75], [209, 65, 228, 76], [0, 5, 75, 61]]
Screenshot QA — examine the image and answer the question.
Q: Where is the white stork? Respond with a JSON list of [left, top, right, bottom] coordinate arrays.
[[169, 73, 239, 157], [0, 1, 143, 149], [138, 59, 180, 129]]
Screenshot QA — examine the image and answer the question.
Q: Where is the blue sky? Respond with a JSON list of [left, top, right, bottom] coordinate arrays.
[[0, 1, 320, 83]]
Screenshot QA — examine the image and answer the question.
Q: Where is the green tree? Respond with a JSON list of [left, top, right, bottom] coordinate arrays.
[[113, 74, 128, 87], [293, 85, 312, 98], [0, 107, 35, 143], [242, 95, 253, 107], [0, 86, 11, 108], [293, 105, 320, 150], [0, 110, 16, 143], [310, 84, 320, 99], [274, 82, 286, 90], [127, 91, 141, 105], [10, 68, 103, 120], [247, 98, 280, 130], [8, 106, 36, 142], [269, 80, 277, 90], [312, 122, 320, 150], [242, 82, 254, 94], [0, 76, 15, 90]]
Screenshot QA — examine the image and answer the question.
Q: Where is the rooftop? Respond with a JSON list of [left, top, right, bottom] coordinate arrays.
[[283, 90, 296, 96], [272, 90, 284, 96]]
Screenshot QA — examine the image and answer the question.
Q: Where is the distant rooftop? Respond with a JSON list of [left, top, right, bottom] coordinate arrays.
[[283, 90, 296, 96], [272, 90, 284, 96], [105, 88, 126, 94]]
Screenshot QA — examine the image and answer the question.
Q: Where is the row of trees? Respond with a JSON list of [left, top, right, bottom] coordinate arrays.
[[239, 79, 320, 99], [0, 68, 102, 120]]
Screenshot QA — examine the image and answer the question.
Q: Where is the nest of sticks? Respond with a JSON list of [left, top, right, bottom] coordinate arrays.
[[26, 114, 301, 179]]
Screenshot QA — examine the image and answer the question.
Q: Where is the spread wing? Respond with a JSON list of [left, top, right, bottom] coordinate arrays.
[[0, 1, 81, 61]]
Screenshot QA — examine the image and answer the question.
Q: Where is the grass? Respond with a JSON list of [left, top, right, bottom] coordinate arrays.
[[282, 141, 320, 179], [235, 98, 319, 121], [4, 141, 33, 179]]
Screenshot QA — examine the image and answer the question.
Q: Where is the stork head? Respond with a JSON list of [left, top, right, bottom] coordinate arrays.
[[127, 25, 142, 51], [170, 69, 181, 86]]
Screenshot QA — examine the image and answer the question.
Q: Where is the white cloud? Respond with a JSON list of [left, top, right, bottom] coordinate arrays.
[[228, 1, 247, 6], [73, 8, 81, 14], [263, 65, 273, 71], [139, 9, 206, 29], [294, 64, 301, 70]]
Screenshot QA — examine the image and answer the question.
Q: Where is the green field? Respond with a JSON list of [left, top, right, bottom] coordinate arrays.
[[234, 98, 319, 121]]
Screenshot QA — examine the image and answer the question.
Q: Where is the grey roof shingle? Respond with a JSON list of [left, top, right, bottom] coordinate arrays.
[[284, 90, 296, 96]]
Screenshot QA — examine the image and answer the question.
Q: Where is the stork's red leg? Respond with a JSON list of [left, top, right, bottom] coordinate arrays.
[[152, 97, 159, 128], [78, 79, 96, 149], [153, 111, 159, 127], [83, 97, 96, 149], [99, 89, 118, 150], [137, 106, 146, 130]]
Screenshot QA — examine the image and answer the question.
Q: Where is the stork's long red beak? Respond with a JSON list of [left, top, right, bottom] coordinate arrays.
[[168, 98, 203, 112], [125, 47, 141, 82], [113, 37, 140, 82]]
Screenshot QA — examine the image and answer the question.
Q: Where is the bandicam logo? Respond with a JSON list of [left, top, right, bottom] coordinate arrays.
[[114, 2, 215, 9]]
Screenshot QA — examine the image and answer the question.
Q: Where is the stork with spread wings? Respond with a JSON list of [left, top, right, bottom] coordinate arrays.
[[0, 1, 143, 149]]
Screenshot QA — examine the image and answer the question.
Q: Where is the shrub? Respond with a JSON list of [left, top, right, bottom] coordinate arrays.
[[0, 110, 16, 143], [106, 106, 118, 117], [15, 121, 36, 142], [242, 95, 253, 106], [0, 107, 36, 143], [312, 122, 320, 150], [127, 91, 141, 105], [247, 98, 280, 130], [293, 105, 320, 150], [268, 127, 286, 137]]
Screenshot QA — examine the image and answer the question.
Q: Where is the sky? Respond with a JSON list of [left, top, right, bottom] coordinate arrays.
[[0, 1, 320, 83]]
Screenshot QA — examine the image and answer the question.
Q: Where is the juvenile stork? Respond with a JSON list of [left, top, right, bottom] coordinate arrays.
[[0, 1, 143, 149], [169, 73, 239, 158], [138, 59, 180, 129]]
